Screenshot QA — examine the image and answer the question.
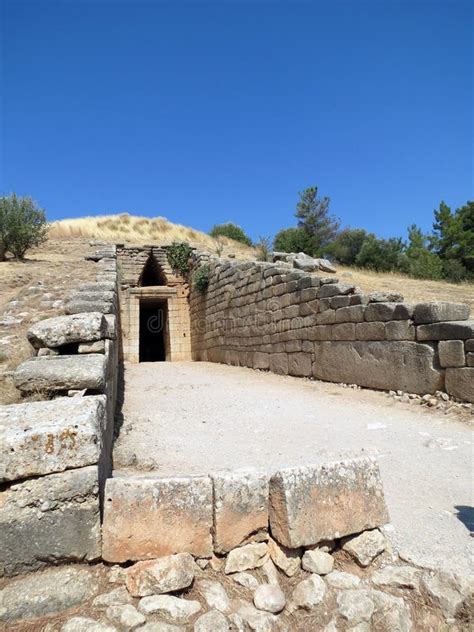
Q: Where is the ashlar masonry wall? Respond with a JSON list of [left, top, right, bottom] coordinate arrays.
[[189, 255, 474, 402]]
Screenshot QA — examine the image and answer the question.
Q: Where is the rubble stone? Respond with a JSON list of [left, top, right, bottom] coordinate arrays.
[[126, 553, 195, 597], [342, 529, 387, 567]]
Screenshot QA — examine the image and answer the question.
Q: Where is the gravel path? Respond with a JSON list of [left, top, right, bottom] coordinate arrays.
[[113, 361, 473, 574]]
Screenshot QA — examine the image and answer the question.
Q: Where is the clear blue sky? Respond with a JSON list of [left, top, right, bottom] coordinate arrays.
[[1, 0, 472, 241]]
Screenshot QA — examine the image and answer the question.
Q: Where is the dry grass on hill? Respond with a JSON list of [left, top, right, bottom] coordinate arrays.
[[48, 213, 257, 258]]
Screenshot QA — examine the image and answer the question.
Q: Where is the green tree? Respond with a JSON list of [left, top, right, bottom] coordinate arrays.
[[209, 222, 252, 246], [324, 228, 370, 265], [400, 225, 443, 279], [0, 193, 48, 260], [273, 227, 313, 253], [355, 235, 405, 272], [430, 200, 474, 280], [295, 187, 340, 255]]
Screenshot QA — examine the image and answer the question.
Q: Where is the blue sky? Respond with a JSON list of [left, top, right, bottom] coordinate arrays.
[[1, 0, 472, 241]]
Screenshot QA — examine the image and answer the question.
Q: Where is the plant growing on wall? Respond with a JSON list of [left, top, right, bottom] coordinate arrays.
[[166, 241, 193, 276], [193, 265, 210, 293]]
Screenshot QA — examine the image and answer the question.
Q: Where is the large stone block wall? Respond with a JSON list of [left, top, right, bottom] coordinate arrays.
[[189, 255, 473, 401], [0, 249, 120, 576]]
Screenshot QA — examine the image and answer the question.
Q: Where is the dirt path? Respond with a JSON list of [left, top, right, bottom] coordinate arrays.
[[113, 361, 473, 575]]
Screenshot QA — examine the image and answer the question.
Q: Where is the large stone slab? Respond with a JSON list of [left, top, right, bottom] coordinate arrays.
[[14, 354, 106, 394], [413, 302, 470, 324], [27, 312, 109, 350], [313, 341, 443, 394], [102, 476, 213, 562], [211, 469, 269, 554], [66, 300, 116, 315], [0, 466, 101, 576], [445, 368, 474, 403], [269, 457, 389, 548], [416, 320, 474, 341], [0, 395, 106, 483], [0, 566, 100, 623]]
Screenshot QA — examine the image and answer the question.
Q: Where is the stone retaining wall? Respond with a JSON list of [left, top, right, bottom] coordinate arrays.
[[0, 249, 120, 576], [189, 254, 473, 402]]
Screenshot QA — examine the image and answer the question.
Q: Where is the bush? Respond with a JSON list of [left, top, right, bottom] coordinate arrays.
[[193, 265, 210, 293], [255, 236, 272, 262], [209, 223, 252, 246], [166, 242, 193, 276], [0, 193, 48, 260], [355, 236, 405, 272], [442, 259, 468, 283], [406, 250, 444, 280], [324, 228, 370, 265], [273, 227, 314, 254]]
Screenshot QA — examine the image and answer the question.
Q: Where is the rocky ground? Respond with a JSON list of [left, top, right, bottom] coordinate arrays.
[[1, 529, 472, 631], [0, 240, 97, 404]]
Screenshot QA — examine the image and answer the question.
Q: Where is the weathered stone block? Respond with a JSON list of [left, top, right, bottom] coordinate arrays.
[[318, 283, 355, 298], [125, 553, 195, 596], [332, 323, 356, 341], [66, 300, 115, 315], [288, 352, 312, 377], [368, 291, 403, 303], [313, 341, 443, 394], [438, 340, 465, 368], [355, 322, 385, 341], [102, 476, 213, 562], [384, 320, 415, 341], [335, 305, 365, 323], [14, 354, 107, 394], [0, 466, 101, 576], [269, 458, 389, 548], [0, 396, 106, 483], [413, 302, 470, 324], [445, 368, 474, 403], [466, 352, 474, 367], [253, 352, 270, 370], [330, 296, 351, 309], [27, 313, 109, 349], [78, 340, 106, 353], [417, 320, 474, 341], [365, 303, 413, 322], [269, 353, 289, 375], [211, 469, 269, 553], [80, 281, 116, 292], [465, 339, 474, 352]]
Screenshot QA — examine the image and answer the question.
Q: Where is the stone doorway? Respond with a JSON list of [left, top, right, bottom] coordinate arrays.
[[139, 299, 168, 362]]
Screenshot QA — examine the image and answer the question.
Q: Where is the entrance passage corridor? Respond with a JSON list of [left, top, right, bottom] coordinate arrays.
[[112, 361, 473, 575]]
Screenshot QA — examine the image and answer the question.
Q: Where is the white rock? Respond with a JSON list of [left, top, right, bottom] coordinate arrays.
[[106, 604, 145, 629], [138, 596, 201, 624], [194, 609, 230, 632], [231, 601, 277, 632], [93, 587, 133, 608], [231, 573, 260, 590], [337, 590, 374, 625], [371, 565, 420, 590], [253, 584, 286, 613], [421, 570, 473, 619], [224, 542, 269, 574], [268, 538, 301, 576], [126, 553, 195, 596], [325, 571, 361, 589], [261, 559, 280, 587], [136, 623, 185, 632], [342, 529, 386, 567], [108, 566, 127, 584], [61, 617, 117, 632], [290, 574, 326, 610], [369, 589, 412, 632], [302, 549, 334, 575], [196, 580, 231, 613]]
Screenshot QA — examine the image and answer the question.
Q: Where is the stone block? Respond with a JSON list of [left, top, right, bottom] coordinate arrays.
[[417, 320, 474, 341], [465, 339, 474, 352], [78, 340, 106, 353], [318, 283, 355, 298], [438, 340, 465, 368], [0, 395, 106, 483], [0, 466, 101, 576], [413, 302, 470, 324], [66, 300, 115, 315], [355, 322, 385, 341], [445, 368, 474, 403], [269, 458, 389, 548], [332, 323, 356, 340], [330, 296, 351, 309], [125, 553, 195, 596], [102, 476, 213, 562], [335, 305, 365, 323], [253, 352, 270, 370], [365, 303, 413, 322], [288, 352, 312, 377], [211, 470, 269, 553], [368, 291, 403, 303], [27, 313, 109, 349], [14, 354, 107, 394], [384, 320, 415, 341], [313, 341, 443, 394], [80, 281, 117, 292], [269, 353, 289, 375], [466, 352, 474, 367]]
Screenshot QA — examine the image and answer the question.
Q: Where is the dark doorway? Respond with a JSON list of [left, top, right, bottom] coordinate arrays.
[[139, 300, 167, 362]]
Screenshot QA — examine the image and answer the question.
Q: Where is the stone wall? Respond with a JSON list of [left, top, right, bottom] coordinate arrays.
[[189, 255, 473, 402], [0, 249, 120, 576]]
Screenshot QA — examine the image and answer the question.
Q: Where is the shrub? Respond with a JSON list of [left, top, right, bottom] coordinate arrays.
[[325, 228, 370, 265], [209, 223, 252, 246], [213, 238, 225, 257], [442, 259, 468, 283], [193, 265, 210, 293], [0, 193, 48, 260], [406, 250, 444, 280], [255, 236, 272, 262], [166, 242, 193, 276], [273, 227, 313, 254], [355, 236, 405, 272]]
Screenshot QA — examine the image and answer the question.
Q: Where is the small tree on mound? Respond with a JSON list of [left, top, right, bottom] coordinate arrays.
[[209, 222, 252, 246], [0, 193, 48, 260]]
